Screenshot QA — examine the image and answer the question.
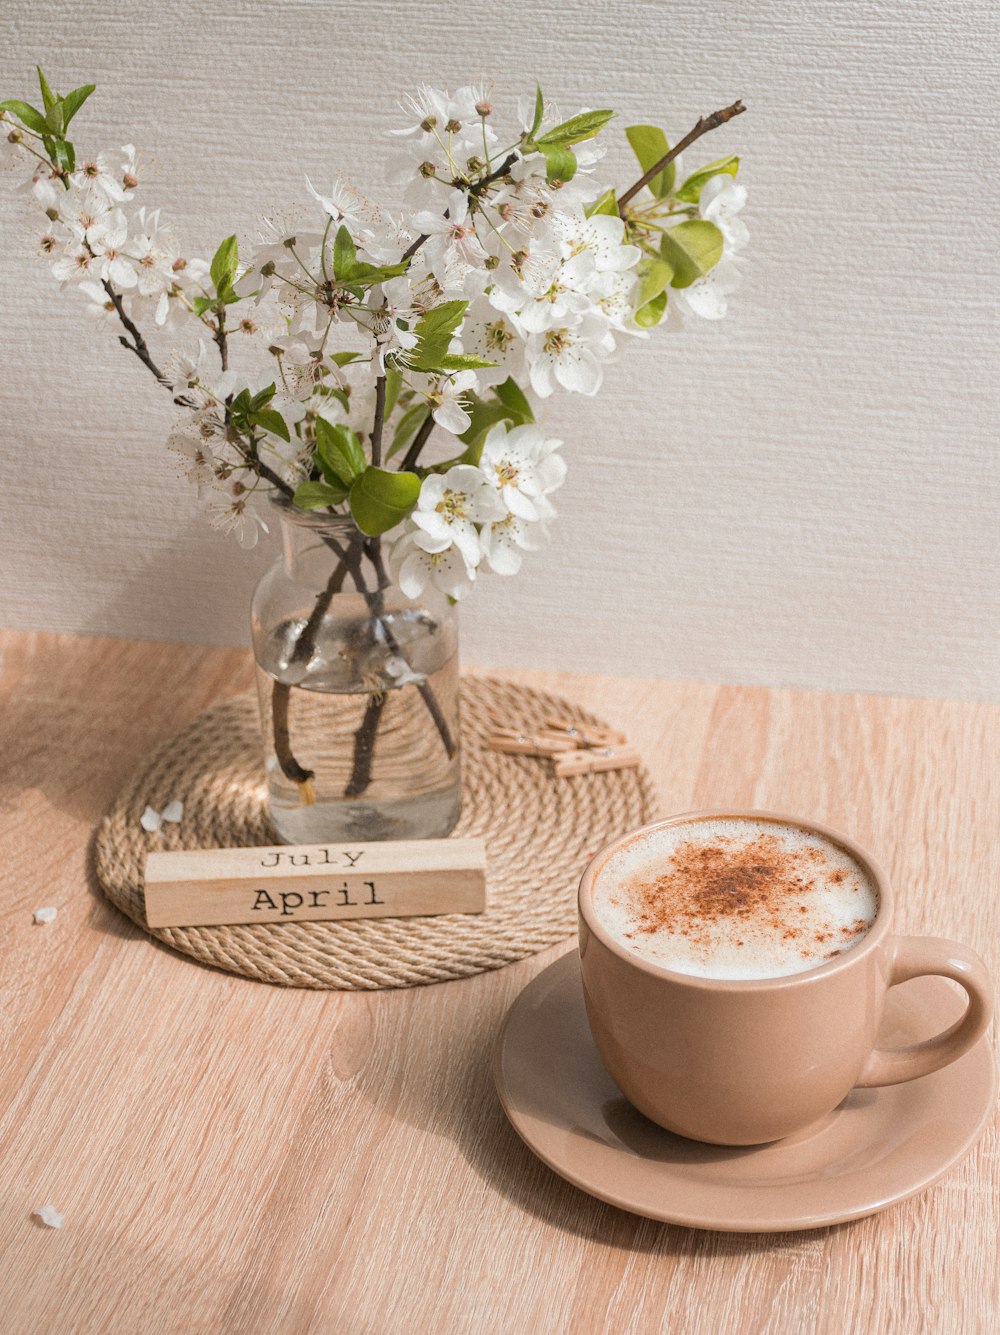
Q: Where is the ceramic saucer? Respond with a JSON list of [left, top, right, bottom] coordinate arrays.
[[493, 951, 996, 1232]]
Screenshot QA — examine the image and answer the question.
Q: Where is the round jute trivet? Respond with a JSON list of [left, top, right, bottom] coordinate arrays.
[[94, 676, 659, 990]]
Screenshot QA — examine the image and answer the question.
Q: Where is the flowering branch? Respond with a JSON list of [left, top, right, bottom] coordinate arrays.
[[617, 100, 746, 209]]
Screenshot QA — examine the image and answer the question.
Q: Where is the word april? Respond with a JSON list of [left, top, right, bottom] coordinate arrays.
[[252, 880, 384, 917]]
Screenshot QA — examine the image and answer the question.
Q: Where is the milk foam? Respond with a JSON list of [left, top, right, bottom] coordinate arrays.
[[592, 818, 878, 980]]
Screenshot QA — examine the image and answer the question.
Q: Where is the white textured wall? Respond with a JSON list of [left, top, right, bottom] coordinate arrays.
[[1, 1, 998, 699]]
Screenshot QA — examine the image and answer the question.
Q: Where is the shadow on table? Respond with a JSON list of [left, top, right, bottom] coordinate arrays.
[[350, 947, 851, 1257]]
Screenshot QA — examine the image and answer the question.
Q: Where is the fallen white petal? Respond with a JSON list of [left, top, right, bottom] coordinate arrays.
[[140, 805, 162, 832], [160, 799, 184, 824], [33, 1204, 64, 1228], [33, 907, 58, 924]]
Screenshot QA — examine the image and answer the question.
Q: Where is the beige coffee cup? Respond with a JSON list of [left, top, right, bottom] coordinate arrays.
[[578, 811, 994, 1146]]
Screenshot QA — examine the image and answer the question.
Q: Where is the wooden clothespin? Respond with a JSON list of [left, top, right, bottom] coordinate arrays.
[[544, 716, 628, 749], [553, 746, 641, 778], [487, 728, 578, 757]]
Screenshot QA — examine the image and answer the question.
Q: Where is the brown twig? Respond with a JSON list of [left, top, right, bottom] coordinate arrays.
[[269, 540, 357, 795], [344, 694, 388, 797], [214, 306, 229, 371], [101, 279, 181, 398], [272, 682, 315, 801], [366, 538, 456, 762], [370, 374, 386, 467], [399, 412, 435, 473], [617, 100, 746, 210]]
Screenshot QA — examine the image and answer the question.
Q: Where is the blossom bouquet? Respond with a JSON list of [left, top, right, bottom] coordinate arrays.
[[1, 72, 747, 841]]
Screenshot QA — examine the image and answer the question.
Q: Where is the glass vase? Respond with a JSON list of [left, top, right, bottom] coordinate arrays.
[[251, 501, 461, 844]]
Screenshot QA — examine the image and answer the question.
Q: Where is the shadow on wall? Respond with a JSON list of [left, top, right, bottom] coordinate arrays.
[[43, 508, 275, 649]]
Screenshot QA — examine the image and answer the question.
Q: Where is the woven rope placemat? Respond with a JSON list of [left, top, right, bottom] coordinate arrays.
[[94, 676, 659, 990]]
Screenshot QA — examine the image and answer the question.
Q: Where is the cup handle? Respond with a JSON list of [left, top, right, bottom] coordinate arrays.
[[856, 935, 994, 1087]]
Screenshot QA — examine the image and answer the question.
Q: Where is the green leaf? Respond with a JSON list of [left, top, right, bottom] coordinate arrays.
[[384, 365, 403, 417], [330, 351, 365, 368], [249, 384, 276, 409], [634, 291, 668, 328], [50, 138, 74, 174], [635, 256, 673, 307], [535, 109, 614, 148], [529, 84, 544, 139], [61, 84, 96, 127], [624, 125, 675, 199], [210, 235, 239, 293], [585, 188, 618, 218], [660, 220, 724, 288], [349, 466, 421, 536], [332, 225, 357, 281], [45, 100, 66, 135], [192, 295, 216, 317], [387, 403, 430, 460], [251, 407, 290, 442], [435, 352, 497, 372], [539, 142, 577, 184], [294, 480, 348, 511], [315, 418, 366, 486], [37, 67, 57, 112], [0, 99, 48, 135], [409, 300, 468, 370], [344, 259, 410, 286], [494, 377, 534, 423], [674, 154, 740, 204]]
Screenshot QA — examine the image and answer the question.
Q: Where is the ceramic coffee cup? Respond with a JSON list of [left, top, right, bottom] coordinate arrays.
[[578, 811, 994, 1146]]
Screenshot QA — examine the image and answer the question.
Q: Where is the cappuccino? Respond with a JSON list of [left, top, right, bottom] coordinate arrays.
[[593, 817, 878, 980]]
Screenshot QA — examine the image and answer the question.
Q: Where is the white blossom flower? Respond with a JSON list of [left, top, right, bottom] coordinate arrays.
[[305, 175, 365, 230], [391, 529, 477, 600], [72, 153, 127, 204], [479, 424, 566, 520], [552, 211, 641, 276], [208, 491, 270, 549], [412, 191, 489, 282], [670, 256, 743, 322], [411, 463, 506, 566], [87, 211, 137, 288], [130, 209, 179, 296], [168, 418, 218, 488], [51, 243, 95, 283], [490, 247, 591, 333], [426, 370, 479, 435], [699, 175, 749, 253], [479, 510, 547, 575], [120, 143, 144, 192], [461, 297, 528, 386], [77, 279, 119, 325], [524, 317, 614, 397], [390, 85, 480, 141]]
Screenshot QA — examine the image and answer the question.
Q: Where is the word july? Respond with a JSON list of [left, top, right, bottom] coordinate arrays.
[[252, 880, 384, 917], [258, 848, 365, 869]]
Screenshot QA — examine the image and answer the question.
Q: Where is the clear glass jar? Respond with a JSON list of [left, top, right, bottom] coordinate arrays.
[[251, 501, 461, 844]]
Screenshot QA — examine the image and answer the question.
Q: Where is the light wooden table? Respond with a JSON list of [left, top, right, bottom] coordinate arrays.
[[1, 630, 997, 1335]]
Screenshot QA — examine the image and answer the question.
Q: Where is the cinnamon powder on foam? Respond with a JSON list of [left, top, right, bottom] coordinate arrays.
[[619, 833, 872, 964]]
